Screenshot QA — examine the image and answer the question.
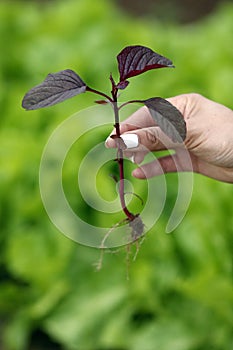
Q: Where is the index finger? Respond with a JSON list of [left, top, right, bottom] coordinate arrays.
[[119, 106, 156, 134]]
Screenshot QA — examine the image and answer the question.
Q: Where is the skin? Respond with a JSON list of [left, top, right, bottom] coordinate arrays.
[[106, 93, 233, 183]]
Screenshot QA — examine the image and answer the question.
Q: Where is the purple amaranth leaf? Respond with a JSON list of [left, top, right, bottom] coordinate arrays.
[[144, 97, 186, 143], [22, 69, 86, 110], [116, 80, 129, 90], [117, 45, 174, 83]]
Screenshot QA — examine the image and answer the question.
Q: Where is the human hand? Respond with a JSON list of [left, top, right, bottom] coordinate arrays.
[[105, 94, 233, 183]]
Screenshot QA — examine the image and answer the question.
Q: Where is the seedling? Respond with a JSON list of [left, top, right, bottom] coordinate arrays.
[[22, 45, 186, 245]]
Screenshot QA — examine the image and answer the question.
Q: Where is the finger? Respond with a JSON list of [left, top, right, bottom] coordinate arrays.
[[132, 151, 194, 179], [124, 150, 148, 164], [132, 152, 233, 183], [123, 126, 183, 152], [106, 126, 179, 151], [106, 94, 192, 147], [132, 155, 180, 179], [119, 106, 156, 132], [106, 126, 183, 154], [105, 106, 156, 148]]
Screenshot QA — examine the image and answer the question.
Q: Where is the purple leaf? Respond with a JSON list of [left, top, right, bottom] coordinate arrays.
[[116, 80, 130, 90], [22, 69, 86, 110], [144, 97, 186, 143], [117, 45, 174, 82]]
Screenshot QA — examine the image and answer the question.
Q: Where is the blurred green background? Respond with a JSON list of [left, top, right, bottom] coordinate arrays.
[[0, 0, 233, 349]]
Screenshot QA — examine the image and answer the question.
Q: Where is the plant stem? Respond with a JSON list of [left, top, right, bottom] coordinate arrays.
[[87, 79, 135, 222], [118, 99, 143, 110], [86, 86, 113, 102], [111, 79, 135, 221]]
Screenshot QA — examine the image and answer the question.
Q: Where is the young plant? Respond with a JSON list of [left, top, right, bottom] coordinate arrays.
[[22, 45, 186, 243]]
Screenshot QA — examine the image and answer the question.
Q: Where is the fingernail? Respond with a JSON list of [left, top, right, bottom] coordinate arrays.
[[105, 137, 115, 148], [121, 134, 139, 149], [129, 155, 135, 163]]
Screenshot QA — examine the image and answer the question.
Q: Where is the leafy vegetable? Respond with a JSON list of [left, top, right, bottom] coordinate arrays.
[[117, 45, 174, 83], [22, 69, 86, 110], [144, 97, 186, 142]]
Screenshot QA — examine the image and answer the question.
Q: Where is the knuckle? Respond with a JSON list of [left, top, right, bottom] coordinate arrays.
[[144, 128, 159, 146], [187, 93, 203, 101], [189, 93, 201, 98]]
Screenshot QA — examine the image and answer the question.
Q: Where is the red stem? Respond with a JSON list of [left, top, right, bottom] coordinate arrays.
[[87, 79, 135, 221], [86, 86, 113, 102], [118, 99, 143, 110], [111, 82, 135, 221]]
